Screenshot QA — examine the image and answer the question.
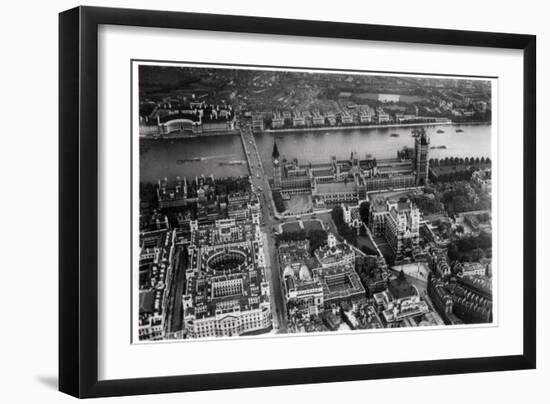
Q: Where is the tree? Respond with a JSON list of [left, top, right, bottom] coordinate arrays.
[[448, 243, 460, 261], [450, 195, 470, 214], [477, 212, 490, 223], [307, 229, 328, 254], [272, 190, 286, 213], [359, 201, 370, 223], [331, 205, 344, 226], [472, 248, 484, 262]]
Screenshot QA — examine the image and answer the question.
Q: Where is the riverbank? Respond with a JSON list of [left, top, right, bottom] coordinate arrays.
[[453, 121, 492, 126], [263, 121, 454, 134], [140, 129, 239, 140]]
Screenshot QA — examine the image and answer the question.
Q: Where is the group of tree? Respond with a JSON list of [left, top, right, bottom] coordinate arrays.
[[409, 193, 443, 214], [439, 183, 491, 215], [331, 205, 345, 227], [429, 156, 491, 167], [358, 201, 370, 224], [277, 229, 307, 243], [272, 190, 286, 213], [476, 212, 491, 223], [430, 167, 476, 184], [447, 230, 492, 262], [435, 220, 453, 239], [307, 229, 330, 253]]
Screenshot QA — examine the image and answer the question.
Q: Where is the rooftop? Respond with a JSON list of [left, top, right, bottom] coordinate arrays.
[[315, 264, 366, 301], [139, 290, 155, 314], [316, 181, 357, 194]]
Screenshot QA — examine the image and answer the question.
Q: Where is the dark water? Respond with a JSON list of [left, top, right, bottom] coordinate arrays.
[[140, 135, 248, 183], [255, 124, 492, 176], [139, 124, 492, 182]]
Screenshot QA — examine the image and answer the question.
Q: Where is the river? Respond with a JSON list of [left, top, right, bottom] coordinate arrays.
[[139, 124, 492, 183]]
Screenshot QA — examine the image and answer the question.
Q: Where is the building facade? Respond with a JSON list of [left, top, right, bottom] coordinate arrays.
[[182, 219, 272, 338], [368, 196, 420, 259]]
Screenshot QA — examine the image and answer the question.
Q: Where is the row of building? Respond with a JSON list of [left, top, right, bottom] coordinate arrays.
[[279, 231, 445, 329], [138, 229, 177, 341], [253, 108, 449, 131], [141, 101, 237, 136], [156, 176, 261, 227], [428, 274, 492, 325]]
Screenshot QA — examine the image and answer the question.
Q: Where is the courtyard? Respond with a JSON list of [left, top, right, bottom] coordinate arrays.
[[284, 194, 313, 215]]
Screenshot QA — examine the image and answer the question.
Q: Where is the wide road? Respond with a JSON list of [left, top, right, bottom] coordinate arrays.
[[168, 244, 187, 334], [240, 119, 288, 333]]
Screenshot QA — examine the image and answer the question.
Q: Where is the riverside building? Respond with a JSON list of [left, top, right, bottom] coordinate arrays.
[[270, 132, 429, 206], [154, 102, 237, 136]]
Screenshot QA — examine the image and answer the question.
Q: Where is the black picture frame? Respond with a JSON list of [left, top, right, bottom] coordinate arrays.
[[59, 5, 536, 398]]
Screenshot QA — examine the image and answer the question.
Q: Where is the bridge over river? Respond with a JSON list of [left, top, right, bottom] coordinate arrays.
[[239, 122, 288, 333]]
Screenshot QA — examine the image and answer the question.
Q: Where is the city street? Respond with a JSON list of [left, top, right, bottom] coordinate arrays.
[[240, 120, 288, 332]]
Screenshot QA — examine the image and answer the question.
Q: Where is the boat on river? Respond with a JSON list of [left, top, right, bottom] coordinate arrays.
[[176, 157, 203, 164], [219, 160, 246, 166]]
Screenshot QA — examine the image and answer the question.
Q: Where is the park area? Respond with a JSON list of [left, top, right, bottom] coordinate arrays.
[[303, 219, 324, 233], [281, 221, 302, 234]]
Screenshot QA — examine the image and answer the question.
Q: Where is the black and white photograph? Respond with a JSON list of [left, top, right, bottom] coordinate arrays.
[[0, 0, 544, 402], [136, 62, 495, 342]]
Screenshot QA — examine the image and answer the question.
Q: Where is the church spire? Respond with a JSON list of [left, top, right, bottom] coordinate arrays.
[[272, 141, 280, 160]]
